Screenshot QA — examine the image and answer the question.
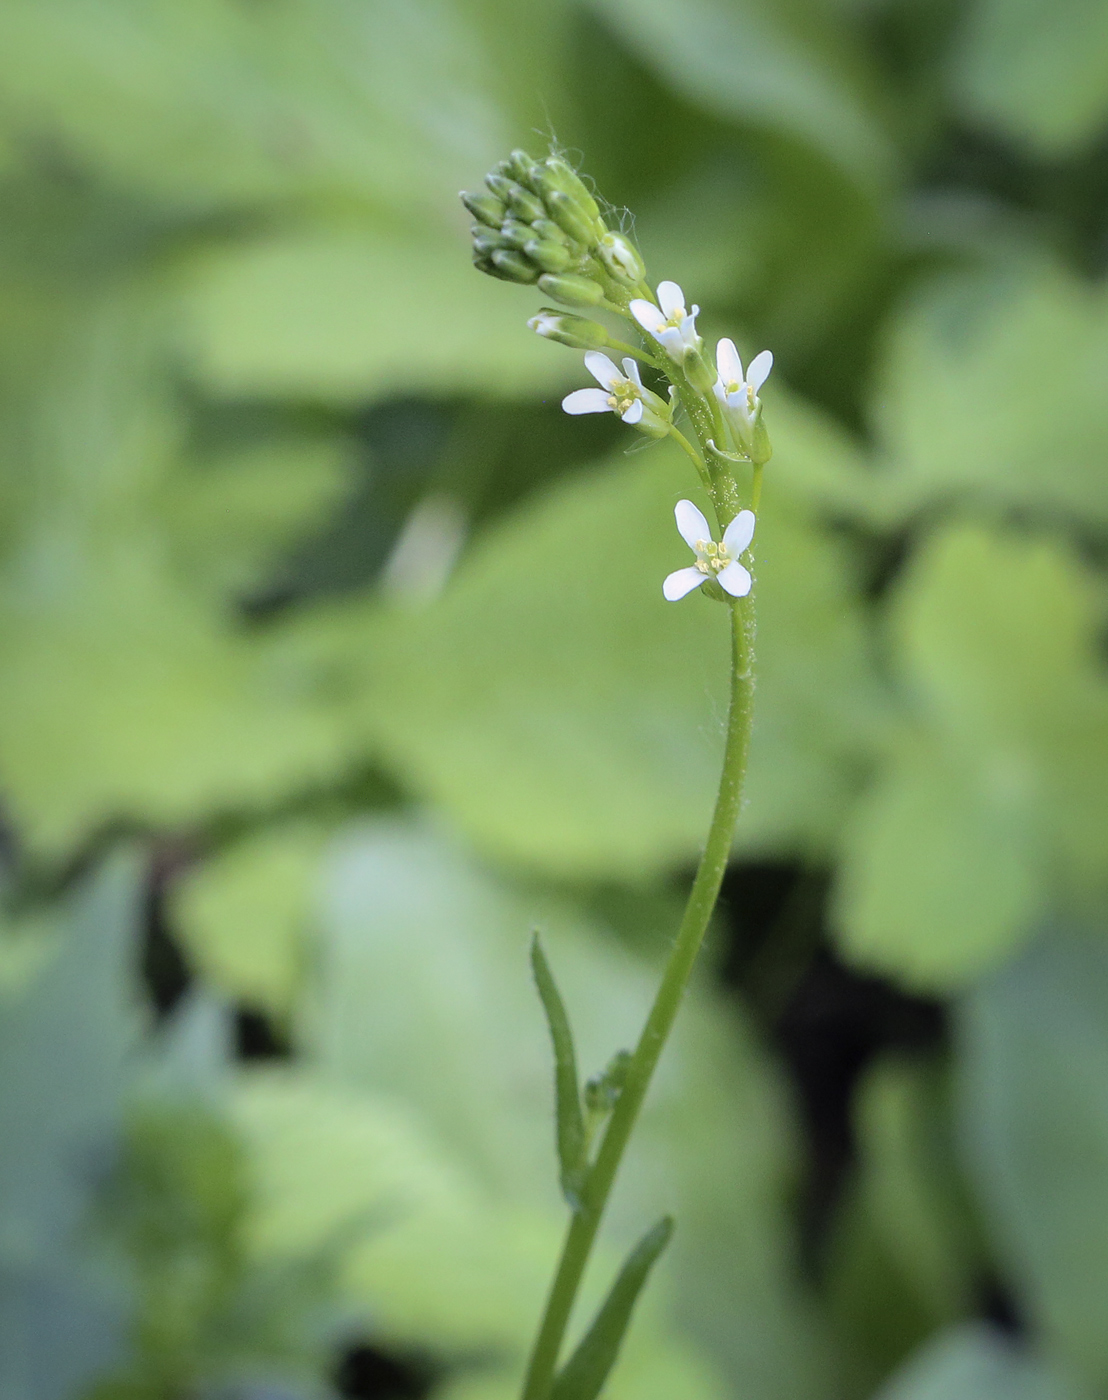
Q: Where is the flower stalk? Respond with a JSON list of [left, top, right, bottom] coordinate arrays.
[[461, 149, 775, 1400]]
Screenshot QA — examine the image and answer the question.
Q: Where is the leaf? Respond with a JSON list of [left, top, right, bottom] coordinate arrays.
[[957, 931, 1108, 1392], [169, 821, 332, 1018], [306, 818, 835, 1400], [949, 0, 1108, 157], [552, 1217, 674, 1400], [584, 0, 896, 190], [834, 522, 1108, 989], [530, 934, 587, 1208], [873, 257, 1108, 525], [347, 422, 874, 880], [875, 1324, 1081, 1400], [177, 223, 575, 404]]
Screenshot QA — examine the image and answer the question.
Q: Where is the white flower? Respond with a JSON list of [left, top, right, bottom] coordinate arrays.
[[629, 281, 701, 359], [561, 352, 668, 436], [712, 339, 772, 447], [663, 500, 755, 601]]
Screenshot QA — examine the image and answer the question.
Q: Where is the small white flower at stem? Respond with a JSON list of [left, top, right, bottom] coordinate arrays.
[[629, 281, 701, 359], [663, 500, 755, 601], [561, 351, 669, 435], [712, 339, 772, 450]]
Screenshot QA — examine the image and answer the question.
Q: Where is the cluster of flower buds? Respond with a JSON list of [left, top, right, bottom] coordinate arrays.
[[461, 150, 647, 310]]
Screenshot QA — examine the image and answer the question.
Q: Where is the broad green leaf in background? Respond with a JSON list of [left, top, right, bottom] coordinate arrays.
[[949, 0, 1108, 157], [337, 425, 873, 880], [834, 522, 1108, 990], [585, 0, 896, 190], [957, 932, 1108, 1394], [169, 822, 334, 1020], [0, 0, 511, 215], [304, 817, 834, 1400], [177, 224, 577, 405], [873, 257, 1108, 525], [0, 853, 143, 1400], [875, 1324, 1082, 1400]]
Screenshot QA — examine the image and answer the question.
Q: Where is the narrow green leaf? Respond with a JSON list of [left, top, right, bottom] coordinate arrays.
[[530, 932, 587, 1207], [552, 1216, 675, 1400]]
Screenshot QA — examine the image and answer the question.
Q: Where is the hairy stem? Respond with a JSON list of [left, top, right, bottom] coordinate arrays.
[[521, 594, 755, 1400]]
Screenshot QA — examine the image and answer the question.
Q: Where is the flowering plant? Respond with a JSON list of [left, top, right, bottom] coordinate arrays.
[[462, 149, 774, 1400]]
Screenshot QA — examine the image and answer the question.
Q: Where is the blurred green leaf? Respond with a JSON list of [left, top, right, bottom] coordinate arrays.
[[875, 1324, 1081, 1400], [958, 932, 1108, 1393], [169, 822, 333, 1019], [873, 258, 1108, 525], [949, 0, 1108, 157], [342, 424, 873, 879], [178, 223, 575, 404], [530, 934, 588, 1208], [305, 818, 834, 1400], [834, 522, 1108, 989], [585, 0, 897, 189]]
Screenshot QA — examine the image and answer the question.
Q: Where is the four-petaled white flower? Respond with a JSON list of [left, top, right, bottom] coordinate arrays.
[[562, 351, 649, 424], [629, 281, 701, 359], [663, 500, 755, 601], [712, 339, 773, 447]]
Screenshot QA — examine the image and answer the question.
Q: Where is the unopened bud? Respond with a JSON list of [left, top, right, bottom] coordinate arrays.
[[543, 189, 598, 246], [598, 232, 646, 286], [683, 344, 716, 395], [749, 409, 772, 466], [471, 228, 502, 258], [506, 185, 545, 223], [539, 158, 601, 222], [531, 218, 570, 247], [485, 173, 518, 204], [490, 248, 539, 284], [527, 310, 610, 350], [500, 219, 533, 249], [506, 149, 542, 191], [524, 239, 573, 274], [461, 191, 505, 229], [536, 272, 605, 308]]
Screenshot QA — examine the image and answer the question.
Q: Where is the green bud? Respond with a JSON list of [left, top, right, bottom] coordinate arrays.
[[531, 218, 570, 247], [500, 219, 533, 249], [524, 239, 572, 274], [544, 188, 598, 246], [485, 172, 517, 203], [507, 149, 542, 191], [539, 157, 601, 222], [527, 309, 611, 350], [749, 408, 772, 466], [536, 272, 605, 308], [506, 185, 545, 223], [598, 231, 646, 286], [460, 190, 505, 229], [683, 344, 716, 395], [471, 228, 503, 258], [490, 248, 539, 284]]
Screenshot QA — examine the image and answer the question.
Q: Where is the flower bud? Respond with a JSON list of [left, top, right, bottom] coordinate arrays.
[[538, 158, 601, 222], [506, 185, 546, 224], [524, 239, 573, 274], [543, 189, 598, 246], [536, 272, 605, 307], [749, 408, 772, 465], [490, 248, 539, 284], [598, 232, 646, 286], [506, 149, 542, 192], [527, 310, 611, 350], [531, 218, 570, 247], [461, 190, 505, 229], [471, 228, 502, 258], [682, 344, 716, 395], [500, 219, 533, 249]]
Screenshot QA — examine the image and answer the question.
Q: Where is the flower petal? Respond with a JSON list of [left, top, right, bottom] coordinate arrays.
[[621, 399, 644, 425], [663, 566, 705, 601], [562, 388, 612, 415], [717, 561, 752, 597], [583, 351, 621, 389], [674, 499, 711, 551], [715, 337, 743, 385], [630, 300, 665, 335], [622, 358, 644, 389], [723, 509, 756, 556], [657, 281, 685, 318], [746, 349, 773, 392]]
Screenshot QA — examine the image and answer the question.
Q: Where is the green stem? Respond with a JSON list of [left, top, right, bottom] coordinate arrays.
[[521, 594, 756, 1400]]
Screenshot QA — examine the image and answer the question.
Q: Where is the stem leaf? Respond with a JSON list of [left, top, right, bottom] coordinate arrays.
[[531, 932, 587, 1207], [549, 1216, 675, 1400]]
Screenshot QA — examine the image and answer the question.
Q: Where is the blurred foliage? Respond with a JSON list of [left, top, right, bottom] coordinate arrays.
[[1, 1, 1108, 1400]]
